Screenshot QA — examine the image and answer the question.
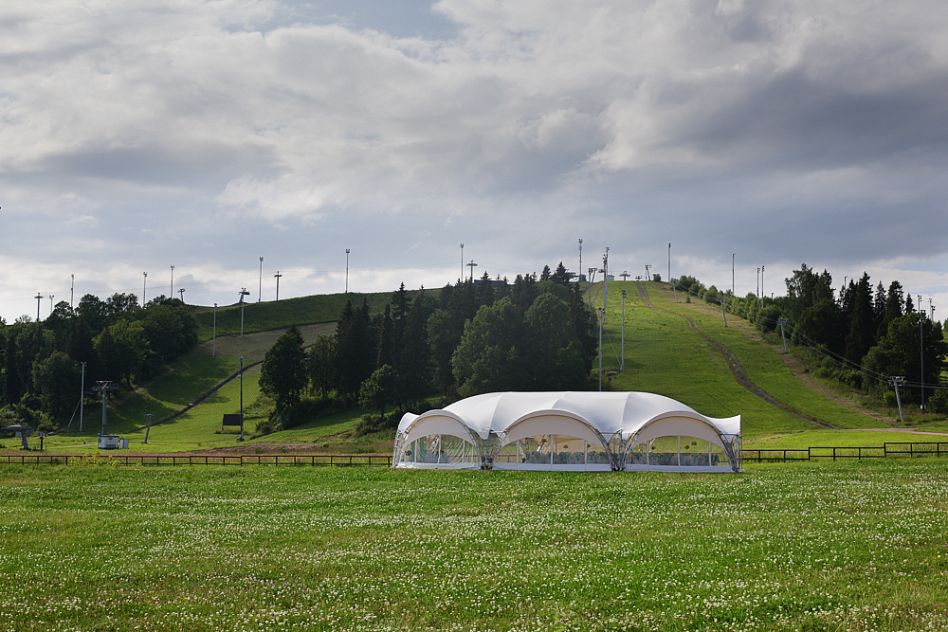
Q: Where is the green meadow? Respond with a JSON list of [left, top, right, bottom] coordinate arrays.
[[0, 460, 945, 631]]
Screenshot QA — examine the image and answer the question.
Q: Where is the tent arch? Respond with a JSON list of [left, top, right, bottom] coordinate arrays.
[[491, 410, 619, 470]]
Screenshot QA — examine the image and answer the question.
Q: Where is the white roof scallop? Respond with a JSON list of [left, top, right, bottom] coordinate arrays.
[[398, 391, 740, 440]]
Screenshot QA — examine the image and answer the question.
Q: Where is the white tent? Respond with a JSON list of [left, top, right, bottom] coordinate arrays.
[[393, 392, 742, 472]]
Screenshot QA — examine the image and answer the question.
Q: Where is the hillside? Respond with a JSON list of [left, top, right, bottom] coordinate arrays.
[[31, 282, 947, 455]]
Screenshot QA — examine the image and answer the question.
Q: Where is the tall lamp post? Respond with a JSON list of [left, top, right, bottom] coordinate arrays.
[[142, 272, 147, 304], [239, 288, 250, 336], [732, 253, 735, 295], [212, 303, 217, 358], [460, 243, 464, 282], [258, 257, 263, 302], [620, 289, 626, 373], [170, 265, 175, 298]]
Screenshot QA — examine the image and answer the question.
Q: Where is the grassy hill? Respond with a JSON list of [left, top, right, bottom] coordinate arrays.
[[29, 282, 948, 455]]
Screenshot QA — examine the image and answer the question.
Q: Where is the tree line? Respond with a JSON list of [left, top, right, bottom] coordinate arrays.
[[258, 265, 597, 435], [0, 294, 198, 430], [676, 264, 948, 411]]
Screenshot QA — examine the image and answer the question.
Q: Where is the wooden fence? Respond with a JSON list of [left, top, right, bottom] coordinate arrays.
[[740, 442, 948, 463], [0, 454, 393, 467], [1, 442, 945, 467]]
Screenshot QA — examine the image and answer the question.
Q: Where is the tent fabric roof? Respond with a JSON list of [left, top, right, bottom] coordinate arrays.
[[397, 391, 741, 441]]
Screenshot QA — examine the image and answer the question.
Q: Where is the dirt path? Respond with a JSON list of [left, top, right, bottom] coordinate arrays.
[[637, 282, 838, 428]]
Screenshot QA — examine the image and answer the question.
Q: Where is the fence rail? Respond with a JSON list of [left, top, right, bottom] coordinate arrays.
[[0, 454, 393, 467], [1, 442, 946, 467], [741, 442, 947, 463]]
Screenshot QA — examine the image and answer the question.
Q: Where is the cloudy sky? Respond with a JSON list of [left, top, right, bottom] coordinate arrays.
[[2, 0, 947, 321]]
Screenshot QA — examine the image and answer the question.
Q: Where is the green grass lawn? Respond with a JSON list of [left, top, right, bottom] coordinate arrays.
[[0, 460, 945, 631]]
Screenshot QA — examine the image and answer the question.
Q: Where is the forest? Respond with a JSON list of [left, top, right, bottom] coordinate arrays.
[[256, 263, 597, 436], [0, 294, 198, 431]]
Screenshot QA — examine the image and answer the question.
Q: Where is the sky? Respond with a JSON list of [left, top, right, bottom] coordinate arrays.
[[2, 0, 947, 322]]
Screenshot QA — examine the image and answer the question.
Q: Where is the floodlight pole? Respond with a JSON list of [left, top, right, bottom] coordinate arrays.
[[587, 267, 595, 310], [239, 288, 250, 336], [578, 239, 582, 283], [460, 243, 464, 282], [36, 293, 42, 322], [48, 294, 54, 315], [598, 308, 604, 392], [142, 272, 147, 304], [259, 257, 263, 302], [212, 303, 217, 358], [919, 300, 925, 410], [621, 290, 626, 373], [667, 242, 671, 283], [71, 274, 75, 310], [757, 267, 760, 303], [274, 272, 282, 301], [170, 265, 175, 298], [760, 265, 765, 307], [238, 356, 244, 441], [732, 253, 735, 295], [345, 249, 350, 294]]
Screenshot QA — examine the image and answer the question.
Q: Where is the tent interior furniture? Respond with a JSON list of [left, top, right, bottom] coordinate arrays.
[[393, 391, 741, 472]]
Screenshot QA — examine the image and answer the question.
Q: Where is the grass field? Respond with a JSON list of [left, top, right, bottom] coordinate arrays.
[[0, 460, 945, 631]]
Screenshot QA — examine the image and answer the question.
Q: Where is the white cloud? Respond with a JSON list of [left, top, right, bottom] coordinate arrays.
[[1, 0, 948, 319]]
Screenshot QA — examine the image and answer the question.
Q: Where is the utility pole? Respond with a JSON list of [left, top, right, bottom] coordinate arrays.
[[48, 295, 54, 315], [667, 242, 671, 283], [71, 274, 75, 310], [274, 272, 282, 301], [35, 293, 42, 322], [79, 362, 86, 432], [467, 260, 478, 282], [778, 317, 789, 351], [345, 249, 350, 294], [143, 414, 154, 444], [143, 272, 147, 305], [170, 265, 175, 298], [732, 253, 735, 295], [672, 278, 678, 303], [259, 257, 263, 302], [460, 244, 464, 282], [889, 376, 906, 424], [93, 381, 118, 437]]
